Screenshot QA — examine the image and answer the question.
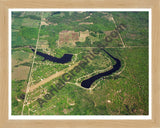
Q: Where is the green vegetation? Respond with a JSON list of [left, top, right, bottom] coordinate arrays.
[[12, 12, 23, 18], [12, 12, 41, 48], [40, 12, 116, 49], [25, 47, 148, 115], [19, 26, 39, 40], [12, 80, 27, 115], [112, 12, 148, 46], [12, 11, 149, 116], [23, 15, 41, 20], [12, 50, 30, 61]]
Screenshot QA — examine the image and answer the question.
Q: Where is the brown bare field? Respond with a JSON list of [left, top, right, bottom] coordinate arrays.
[[58, 30, 79, 46], [79, 30, 89, 42], [12, 52, 33, 81], [12, 56, 32, 68], [12, 58, 18, 67], [12, 66, 30, 80], [12, 52, 33, 67]]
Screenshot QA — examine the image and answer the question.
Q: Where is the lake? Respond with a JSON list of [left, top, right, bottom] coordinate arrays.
[[32, 49, 73, 64], [81, 49, 121, 88]]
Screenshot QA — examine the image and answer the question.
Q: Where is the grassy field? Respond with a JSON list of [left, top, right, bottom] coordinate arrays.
[[12, 12, 41, 48], [23, 47, 148, 115], [12, 80, 26, 115]]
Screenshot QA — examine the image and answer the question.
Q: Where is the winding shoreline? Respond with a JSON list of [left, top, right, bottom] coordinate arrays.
[[81, 49, 121, 88]]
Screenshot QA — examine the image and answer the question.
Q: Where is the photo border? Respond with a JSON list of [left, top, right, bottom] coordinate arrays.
[[0, 0, 159, 127], [9, 8, 152, 120]]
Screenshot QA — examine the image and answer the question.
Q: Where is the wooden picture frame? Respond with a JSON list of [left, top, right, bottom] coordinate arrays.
[[0, 0, 160, 127]]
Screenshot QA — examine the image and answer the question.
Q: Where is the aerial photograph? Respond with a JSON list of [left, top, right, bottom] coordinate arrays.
[[11, 10, 149, 116]]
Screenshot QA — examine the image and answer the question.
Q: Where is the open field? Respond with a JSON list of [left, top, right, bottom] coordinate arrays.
[[12, 66, 30, 80], [29, 61, 80, 92]]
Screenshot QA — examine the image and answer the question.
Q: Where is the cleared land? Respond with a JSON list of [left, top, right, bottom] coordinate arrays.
[[12, 66, 30, 80], [29, 61, 80, 92], [58, 30, 79, 46]]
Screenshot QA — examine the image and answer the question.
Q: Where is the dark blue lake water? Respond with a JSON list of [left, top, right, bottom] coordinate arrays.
[[81, 49, 121, 88], [32, 49, 73, 64]]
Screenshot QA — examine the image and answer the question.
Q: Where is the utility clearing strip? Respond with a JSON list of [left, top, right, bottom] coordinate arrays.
[[21, 13, 43, 115], [29, 62, 80, 92]]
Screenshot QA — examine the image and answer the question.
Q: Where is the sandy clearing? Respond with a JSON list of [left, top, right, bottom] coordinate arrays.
[[41, 21, 49, 26], [29, 61, 80, 92], [84, 16, 91, 19], [79, 30, 89, 42], [12, 58, 17, 67], [12, 66, 30, 80]]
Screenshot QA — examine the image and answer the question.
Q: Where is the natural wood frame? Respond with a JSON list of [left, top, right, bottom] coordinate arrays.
[[0, 0, 160, 127]]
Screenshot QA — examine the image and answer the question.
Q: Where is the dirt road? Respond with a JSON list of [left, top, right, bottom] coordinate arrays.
[[29, 61, 80, 92], [21, 13, 43, 115]]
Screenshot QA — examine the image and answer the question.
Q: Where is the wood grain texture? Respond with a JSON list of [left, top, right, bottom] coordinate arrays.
[[0, 0, 160, 127]]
